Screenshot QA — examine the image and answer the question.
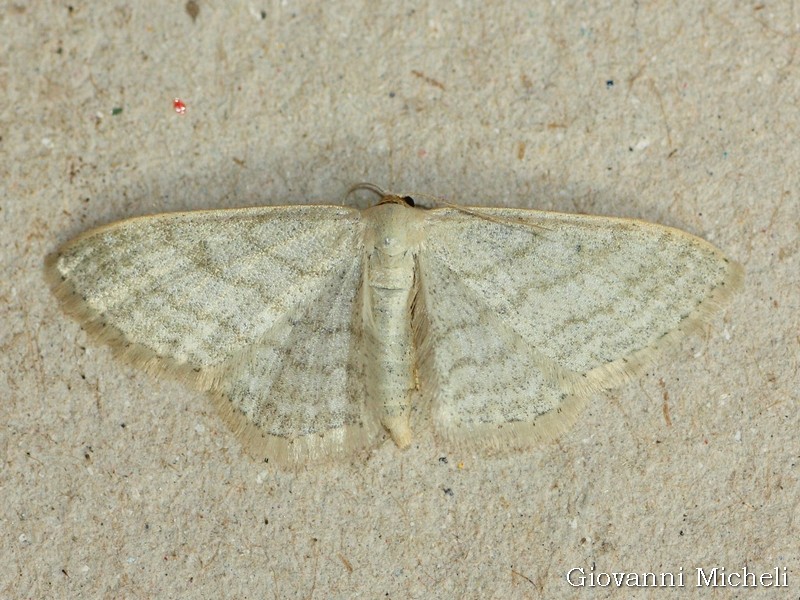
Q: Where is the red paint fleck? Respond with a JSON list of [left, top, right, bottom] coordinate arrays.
[[173, 98, 187, 114]]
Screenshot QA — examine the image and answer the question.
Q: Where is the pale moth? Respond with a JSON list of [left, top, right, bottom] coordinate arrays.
[[46, 185, 742, 466]]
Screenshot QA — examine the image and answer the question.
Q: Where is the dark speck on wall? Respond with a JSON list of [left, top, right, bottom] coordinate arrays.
[[185, 0, 199, 21]]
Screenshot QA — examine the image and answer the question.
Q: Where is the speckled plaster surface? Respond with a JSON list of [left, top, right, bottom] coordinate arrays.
[[1, 2, 797, 598]]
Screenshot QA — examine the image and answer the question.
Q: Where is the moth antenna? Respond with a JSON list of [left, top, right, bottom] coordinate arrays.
[[345, 182, 388, 202]]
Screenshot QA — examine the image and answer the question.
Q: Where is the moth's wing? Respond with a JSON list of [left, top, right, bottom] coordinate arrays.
[[415, 207, 742, 449], [214, 244, 382, 466], [46, 205, 382, 465]]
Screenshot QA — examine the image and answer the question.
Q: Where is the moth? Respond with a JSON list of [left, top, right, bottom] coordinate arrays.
[[46, 186, 742, 465]]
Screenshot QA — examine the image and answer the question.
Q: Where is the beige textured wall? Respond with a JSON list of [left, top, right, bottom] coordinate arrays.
[[2, 1, 796, 598]]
